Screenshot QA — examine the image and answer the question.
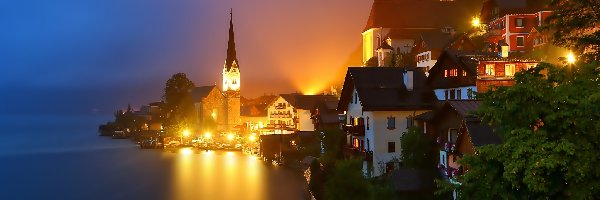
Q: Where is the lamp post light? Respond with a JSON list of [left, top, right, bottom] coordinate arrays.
[[567, 52, 576, 64], [471, 17, 480, 28]]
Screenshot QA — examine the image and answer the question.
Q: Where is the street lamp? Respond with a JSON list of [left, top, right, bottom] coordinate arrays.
[[567, 52, 576, 64], [471, 17, 480, 27], [227, 133, 234, 141], [182, 129, 190, 137], [249, 135, 256, 142], [204, 132, 212, 139]]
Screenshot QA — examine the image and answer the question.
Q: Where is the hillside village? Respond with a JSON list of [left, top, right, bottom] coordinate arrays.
[[100, 0, 600, 199]]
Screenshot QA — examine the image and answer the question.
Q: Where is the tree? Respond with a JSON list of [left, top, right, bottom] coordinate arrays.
[[320, 127, 346, 164], [324, 159, 371, 200], [546, 0, 600, 60], [401, 127, 436, 169], [456, 62, 600, 199], [163, 73, 196, 134]]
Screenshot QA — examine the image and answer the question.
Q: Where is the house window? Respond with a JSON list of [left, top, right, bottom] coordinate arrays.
[[450, 89, 456, 100], [462, 70, 467, 77], [387, 116, 396, 130], [467, 88, 474, 99], [449, 69, 458, 77], [388, 142, 395, 153], [515, 18, 524, 27], [448, 128, 458, 144], [354, 92, 358, 104], [444, 69, 448, 77], [406, 115, 414, 128], [526, 63, 537, 70], [485, 64, 495, 76], [457, 89, 462, 99], [505, 64, 516, 76], [444, 90, 449, 100], [516, 36, 525, 47], [366, 117, 370, 130]]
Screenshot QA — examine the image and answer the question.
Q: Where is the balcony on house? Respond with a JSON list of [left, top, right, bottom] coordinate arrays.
[[343, 124, 365, 136], [343, 145, 373, 162]]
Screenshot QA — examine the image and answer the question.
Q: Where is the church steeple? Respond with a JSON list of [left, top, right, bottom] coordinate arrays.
[[225, 9, 238, 71]]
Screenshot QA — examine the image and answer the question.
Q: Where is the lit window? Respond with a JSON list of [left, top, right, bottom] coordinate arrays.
[[526, 64, 537, 70], [444, 69, 448, 77], [450, 69, 458, 77], [505, 64, 516, 76], [485, 64, 495, 76], [462, 70, 467, 77], [387, 116, 396, 130]]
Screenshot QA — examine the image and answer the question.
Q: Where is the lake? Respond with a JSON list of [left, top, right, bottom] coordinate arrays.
[[0, 114, 307, 200]]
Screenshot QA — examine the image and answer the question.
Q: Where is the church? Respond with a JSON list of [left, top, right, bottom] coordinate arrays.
[[191, 11, 241, 135]]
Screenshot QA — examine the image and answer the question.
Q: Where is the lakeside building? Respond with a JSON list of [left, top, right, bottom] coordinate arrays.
[[191, 11, 241, 135], [426, 48, 539, 101], [263, 93, 338, 135], [361, 0, 481, 64], [337, 67, 437, 177], [479, 0, 551, 53]]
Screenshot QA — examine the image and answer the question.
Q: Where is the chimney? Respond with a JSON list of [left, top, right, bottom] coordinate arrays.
[[403, 70, 413, 91]]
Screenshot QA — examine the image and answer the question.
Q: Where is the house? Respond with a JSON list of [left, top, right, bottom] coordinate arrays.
[[427, 49, 539, 100], [413, 31, 476, 75], [480, 0, 552, 52], [265, 93, 338, 134], [361, 0, 481, 64], [240, 95, 277, 135], [415, 100, 501, 183], [338, 67, 437, 176], [191, 85, 226, 134]]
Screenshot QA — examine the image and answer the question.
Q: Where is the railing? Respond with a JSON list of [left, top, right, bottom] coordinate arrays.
[[343, 145, 373, 162], [343, 124, 365, 136]]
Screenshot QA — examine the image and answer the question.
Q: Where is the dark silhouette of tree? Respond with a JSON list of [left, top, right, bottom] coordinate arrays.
[[546, 0, 600, 61], [163, 73, 196, 134], [401, 127, 435, 169]]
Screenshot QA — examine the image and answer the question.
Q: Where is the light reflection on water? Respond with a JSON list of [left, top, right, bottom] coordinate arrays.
[[171, 148, 265, 200]]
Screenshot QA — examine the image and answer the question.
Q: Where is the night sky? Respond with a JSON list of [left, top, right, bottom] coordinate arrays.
[[0, 0, 371, 115]]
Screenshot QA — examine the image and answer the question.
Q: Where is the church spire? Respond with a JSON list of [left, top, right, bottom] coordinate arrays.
[[225, 8, 238, 71]]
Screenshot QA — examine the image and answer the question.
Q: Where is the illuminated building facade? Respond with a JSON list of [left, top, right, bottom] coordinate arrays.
[[222, 10, 241, 132]]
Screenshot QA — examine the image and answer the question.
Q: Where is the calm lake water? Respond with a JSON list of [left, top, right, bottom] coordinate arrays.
[[0, 114, 306, 200]]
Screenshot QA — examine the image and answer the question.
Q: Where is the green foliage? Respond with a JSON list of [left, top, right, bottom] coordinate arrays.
[[113, 108, 144, 132], [401, 127, 435, 169], [457, 62, 600, 199], [324, 159, 371, 200], [546, 0, 600, 61], [320, 127, 346, 164], [162, 73, 196, 134], [309, 160, 325, 200]]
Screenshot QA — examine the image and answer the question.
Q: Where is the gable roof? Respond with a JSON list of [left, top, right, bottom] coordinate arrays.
[[191, 85, 220, 102], [338, 67, 437, 111], [364, 0, 482, 32], [276, 93, 338, 110], [463, 118, 501, 147], [480, 0, 549, 22]]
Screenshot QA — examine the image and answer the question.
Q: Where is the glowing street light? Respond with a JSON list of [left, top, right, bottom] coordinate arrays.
[[204, 132, 212, 139], [182, 129, 190, 137], [249, 135, 256, 142], [471, 17, 480, 27], [567, 52, 576, 64], [227, 133, 234, 141]]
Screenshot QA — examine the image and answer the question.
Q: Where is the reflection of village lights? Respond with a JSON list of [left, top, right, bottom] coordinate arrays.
[[228, 133, 235, 141], [567, 52, 576, 64], [181, 148, 193, 155], [204, 132, 212, 139], [182, 129, 190, 137], [258, 122, 264, 128], [211, 111, 216, 119], [471, 17, 480, 27]]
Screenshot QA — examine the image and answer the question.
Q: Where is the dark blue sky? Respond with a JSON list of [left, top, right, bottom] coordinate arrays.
[[0, 0, 370, 115]]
